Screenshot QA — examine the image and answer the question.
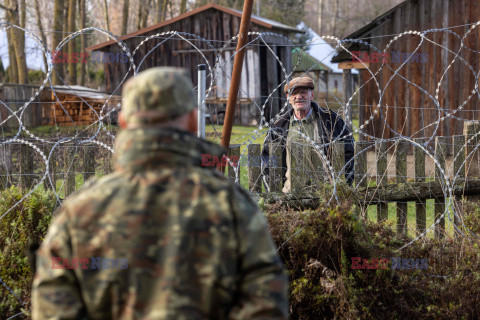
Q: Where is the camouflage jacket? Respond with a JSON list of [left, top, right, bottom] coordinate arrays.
[[32, 127, 289, 320]]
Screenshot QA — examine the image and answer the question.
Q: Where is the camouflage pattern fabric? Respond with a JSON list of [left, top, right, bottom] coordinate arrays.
[[32, 127, 289, 319], [122, 67, 197, 126]]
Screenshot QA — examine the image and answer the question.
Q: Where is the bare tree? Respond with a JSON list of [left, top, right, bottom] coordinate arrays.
[[179, 0, 187, 14], [1, 0, 19, 83], [79, 0, 86, 85], [121, 0, 129, 34], [67, 0, 76, 83], [0, 0, 28, 83], [103, 0, 111, 32], [52, 0, 65, 85], [34, 0, 49, 72]]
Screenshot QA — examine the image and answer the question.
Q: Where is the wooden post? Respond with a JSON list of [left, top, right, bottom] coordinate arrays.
[[453, 135, 465, 236], [355, 141, 368, 188], [0, 144, 12, 189], [64, 145, 76, 197], [376, 141, 388, 221], [396, 140, 408, 236], [414, 138, 426, 235], [333, 141, 345, 182], [434, 136, 447, 239], [48, 146, 57, 192], [227, 144, 240, 184], [247, 144, 262, 192], [42, 144, 52, 191], [355, 141, 368, 218], [464, 122, 480, 202], [82, 143, 96, 184], [343, 69, 353, 125], [219, 0, 255, 162], [20, 142, 34, 189], [269, 141, 283, 193]]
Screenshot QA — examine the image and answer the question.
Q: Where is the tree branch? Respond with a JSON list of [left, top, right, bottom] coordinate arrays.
[[0, 3, 14, 12]]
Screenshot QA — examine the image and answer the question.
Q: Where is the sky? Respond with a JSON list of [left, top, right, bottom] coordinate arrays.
[[0, 30, 47, 72]]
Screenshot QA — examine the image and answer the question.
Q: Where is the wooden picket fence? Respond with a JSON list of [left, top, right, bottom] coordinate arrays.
[[227, 122, 480, 239], [2, 122, 480, 239]]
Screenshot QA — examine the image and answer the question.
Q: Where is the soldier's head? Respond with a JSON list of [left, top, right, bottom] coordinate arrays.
[[284, 76, 315, 112], [119, 67, 197, 133]]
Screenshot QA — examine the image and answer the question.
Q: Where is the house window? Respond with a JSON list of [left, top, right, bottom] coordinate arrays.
[[334, 80, 338, 90]]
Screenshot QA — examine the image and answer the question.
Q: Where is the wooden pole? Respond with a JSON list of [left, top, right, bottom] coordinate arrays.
[[218, 0, 254, 172], [342, 69, 353, 125]]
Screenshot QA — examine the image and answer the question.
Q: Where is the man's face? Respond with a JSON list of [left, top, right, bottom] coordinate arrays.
[[288, 88, 314, 111]]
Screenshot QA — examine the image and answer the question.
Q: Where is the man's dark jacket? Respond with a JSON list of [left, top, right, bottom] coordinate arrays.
[[261, 102, 355, 190]]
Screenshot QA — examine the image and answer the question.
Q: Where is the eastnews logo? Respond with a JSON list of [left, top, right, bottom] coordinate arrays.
[[51, 51, 129, 64], [351, 257, 429, 270], [51, 257, 128, 269]]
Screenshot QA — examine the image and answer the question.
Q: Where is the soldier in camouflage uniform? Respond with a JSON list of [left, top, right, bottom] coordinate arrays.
[[32, 67, 289, 319]]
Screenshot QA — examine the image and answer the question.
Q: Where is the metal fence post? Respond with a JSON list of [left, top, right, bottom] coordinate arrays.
[[197, 64, 206, 139]]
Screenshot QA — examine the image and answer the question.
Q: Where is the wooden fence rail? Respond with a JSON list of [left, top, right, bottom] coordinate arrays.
[[238, 122, 480, 239]]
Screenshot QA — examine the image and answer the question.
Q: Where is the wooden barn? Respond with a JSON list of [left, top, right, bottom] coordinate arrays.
[[86, 3, 302, 125], [332, 0, 480, 146]]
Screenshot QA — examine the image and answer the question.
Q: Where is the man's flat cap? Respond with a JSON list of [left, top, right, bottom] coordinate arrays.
[[122, 67, 196, 126], [284, 76, 315, 94]]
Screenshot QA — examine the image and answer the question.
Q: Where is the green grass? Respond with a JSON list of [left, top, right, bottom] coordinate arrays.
[[205, 124, 267, 190], [366, 199, 456, 238]]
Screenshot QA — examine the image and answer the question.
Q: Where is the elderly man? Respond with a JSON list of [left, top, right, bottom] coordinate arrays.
[[32, 67, 288, 319], [262, 76, 354, 193]]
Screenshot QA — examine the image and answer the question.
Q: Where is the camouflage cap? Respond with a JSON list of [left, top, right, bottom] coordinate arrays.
[[122, 67, 196, 126], [284, 76, 315, 94]]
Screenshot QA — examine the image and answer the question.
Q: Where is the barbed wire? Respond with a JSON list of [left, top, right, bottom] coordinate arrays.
[[2, 21, 480, 317]]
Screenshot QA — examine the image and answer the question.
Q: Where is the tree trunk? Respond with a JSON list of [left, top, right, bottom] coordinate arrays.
[[6, 22, 18, 83], [103, 0, 111, 32], [318, 0, 324, 35], [155, 0, 162, 23], [67, 0, 76, 84], [79, 0, 86, 86], [8, 0, 27, 84], [121, 0, 129, 34], [162, 0, 168, 20], [52, 0, 65, 85], [332, 0, 339, 36], [34, 0, 49, 73], [180, 0, 187, 14], [141, 0, 151, 28]]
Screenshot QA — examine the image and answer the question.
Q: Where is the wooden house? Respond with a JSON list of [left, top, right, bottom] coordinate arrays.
[[331, 0, 479, 146], [86, 3, 302, 125]]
